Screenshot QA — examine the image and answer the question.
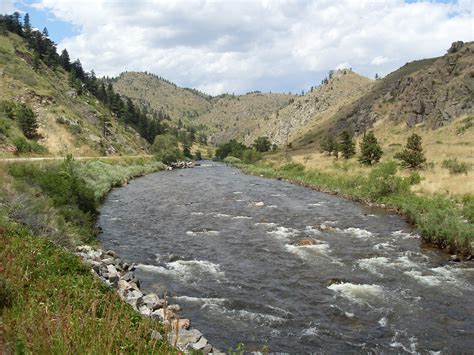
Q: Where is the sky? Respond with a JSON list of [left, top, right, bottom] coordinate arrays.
[[2, 0, 473, 95]]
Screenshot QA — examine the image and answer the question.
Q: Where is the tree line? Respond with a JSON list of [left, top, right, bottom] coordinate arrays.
[[321, 130, 426, 169]]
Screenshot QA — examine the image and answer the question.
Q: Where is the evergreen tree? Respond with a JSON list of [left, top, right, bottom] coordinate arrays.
[[321, 135, 337, 156], [254, 136, 271, 152], [394, 133, 426, 169], [42, 27, 49, 38], [32, 52, 41, 72], [358, 131, 383, 165], [23, 13, 31, 37], [60, 49, 71, 71], [16, 104, 38, 138], [339, 131, 356, 159]]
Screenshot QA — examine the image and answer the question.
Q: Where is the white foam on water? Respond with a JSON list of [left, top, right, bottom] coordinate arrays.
[[232, 191, 242, 194], [308, 203, 322, 207], [190, 212, 204, 216], [232, 215, 252, 220], [138, 260, 225, 280], [390, 333, 418, 353], [267, 226, 299, 240], [186, 230, 220, 237], [304, 226, 322, 235], [212, 213, 231, 218], [373, 242, 394, 251], [378, 317, 388, 327], [323, 220, 338, 226], [221, 309, 286, 325], [392, 230, 420, 239], [285, 243, 331, 258], [267, 205, 278, 208], [235, 199, 246, 202], [328, 282, 384, 307], [270, 194, 282, 197], [300, 326, 319, 337], [173, 295, 227, 310], [357, 257, 390, 277], [342, 227, 374, 239], [255, 222, 277, 227]]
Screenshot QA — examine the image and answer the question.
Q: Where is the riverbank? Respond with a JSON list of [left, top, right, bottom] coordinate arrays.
[[0, 157, 176, 353], [231, 160, 473, 257]]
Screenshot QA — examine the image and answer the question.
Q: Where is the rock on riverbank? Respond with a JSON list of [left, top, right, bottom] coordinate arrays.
[[76, 245, 218, 353]]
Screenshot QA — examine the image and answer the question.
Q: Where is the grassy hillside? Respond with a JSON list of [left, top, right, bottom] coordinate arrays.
[[112, 71, 212, 123], [197, 92, 294, 145], [0, 33, 149, 157]]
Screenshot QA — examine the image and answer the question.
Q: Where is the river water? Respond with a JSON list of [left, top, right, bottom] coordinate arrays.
[[98, 162, 474, 353]]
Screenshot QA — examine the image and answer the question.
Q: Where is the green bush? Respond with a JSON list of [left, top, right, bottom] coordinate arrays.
[[254, 136, 271, 152], [278, 162, 305, 172], [12, 136, 47, 154], [441, 158, 471, 175], [223, 156, 242, 164], [0, 117, 10, 136], [366, 161, 409, 199], [16, 104, 38, 138], [242, 149, 262, 163]]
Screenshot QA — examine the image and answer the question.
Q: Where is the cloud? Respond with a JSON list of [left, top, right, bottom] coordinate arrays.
[[1, 0, 16, 13], [28, 0, 473, 95], [371, 56, 389, 65]]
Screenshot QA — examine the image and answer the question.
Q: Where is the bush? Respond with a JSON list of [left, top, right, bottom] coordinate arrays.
[[278, 162, 305, 172], [394, 133, 426, 169], [195, 150, 202, 160], [254, 136, 271, 152], [151, 134, 182, 164], [242, 149, 262, 163], [366, 161, 409, 199], [16, 104, 38, 138], [223, 156, 242, 164], [12, 136, 47, 154], [442, 158, 471, 175], [358, 131, 383, 165], [0, 117, 10, 136]]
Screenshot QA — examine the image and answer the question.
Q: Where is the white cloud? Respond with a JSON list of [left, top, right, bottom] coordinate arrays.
[[0, 0, 16, 13], [371, 56, 389, 65], [29, 0, 473, 95]]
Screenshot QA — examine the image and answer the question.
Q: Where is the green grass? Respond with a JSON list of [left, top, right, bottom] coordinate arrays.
[[0, 222, 173, 354], [235, 160, 473, 254], [0, 156, 170, 353]]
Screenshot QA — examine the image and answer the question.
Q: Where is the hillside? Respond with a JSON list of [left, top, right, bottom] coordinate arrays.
[[258, 70, 373, 146], [0, 33, 149, 157], [197, 92, 294, 145], [296, 41, 474, 148], [112, 71, 212, 123]]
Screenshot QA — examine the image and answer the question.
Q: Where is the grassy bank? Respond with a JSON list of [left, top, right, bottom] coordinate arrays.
[[233, 160, 473, 255], [0, 156, 173, 353]]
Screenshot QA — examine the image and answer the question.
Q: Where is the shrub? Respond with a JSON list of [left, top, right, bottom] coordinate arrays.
[[358, 131, 383, 165], [254, 136, 271, 152], [394, 133, 426, 169], [242, 149, 262, 163], [12, 136, 47, 154], [223, 156, 242, 164], [0, 117, 11, 136], [366, 161, 409, 199], [441, 158, 471, 175], [195, 150, 202, 160], [278, 162, 305, 172], [16, 104, 38, 138], [151, 134, 182, 164]]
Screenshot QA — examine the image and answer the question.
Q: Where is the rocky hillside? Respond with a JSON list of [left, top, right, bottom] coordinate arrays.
[[0, 33, 148, 156], [258, 70, 373, 146], [112, 71, 212, 123], [196, 92, 294, 145], [296, 41, 473, 148]]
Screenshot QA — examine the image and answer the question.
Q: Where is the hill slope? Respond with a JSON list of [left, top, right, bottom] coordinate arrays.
[[0, 33, 148, 157], [296, 41, 473, 148], [196, 92, 294, 145], [112, 71, 212, 123]]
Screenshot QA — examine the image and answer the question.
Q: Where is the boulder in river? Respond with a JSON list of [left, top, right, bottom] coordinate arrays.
[[254, 201, 265, 207], [294, 239, 315, 246]]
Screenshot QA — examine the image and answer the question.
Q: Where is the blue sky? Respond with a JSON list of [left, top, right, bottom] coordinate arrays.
[[2, 0, 472, 95]]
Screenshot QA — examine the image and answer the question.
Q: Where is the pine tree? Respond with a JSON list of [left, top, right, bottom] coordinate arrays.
[[339, 131, 356, 159], [32, 52, 41, 72], [60, 49, 71, 71], [321, 135, 337, 156], [394, 133, 426, 169], [23, 13, 31, 37], [358, 131, 383, 165], [16, 104, 38, 138]]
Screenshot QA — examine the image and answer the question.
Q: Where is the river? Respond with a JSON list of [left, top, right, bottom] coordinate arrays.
[[98, 162, 474, 353]]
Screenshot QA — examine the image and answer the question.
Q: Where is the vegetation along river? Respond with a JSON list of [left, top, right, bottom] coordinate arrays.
[[98, 162, 474, 353]]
